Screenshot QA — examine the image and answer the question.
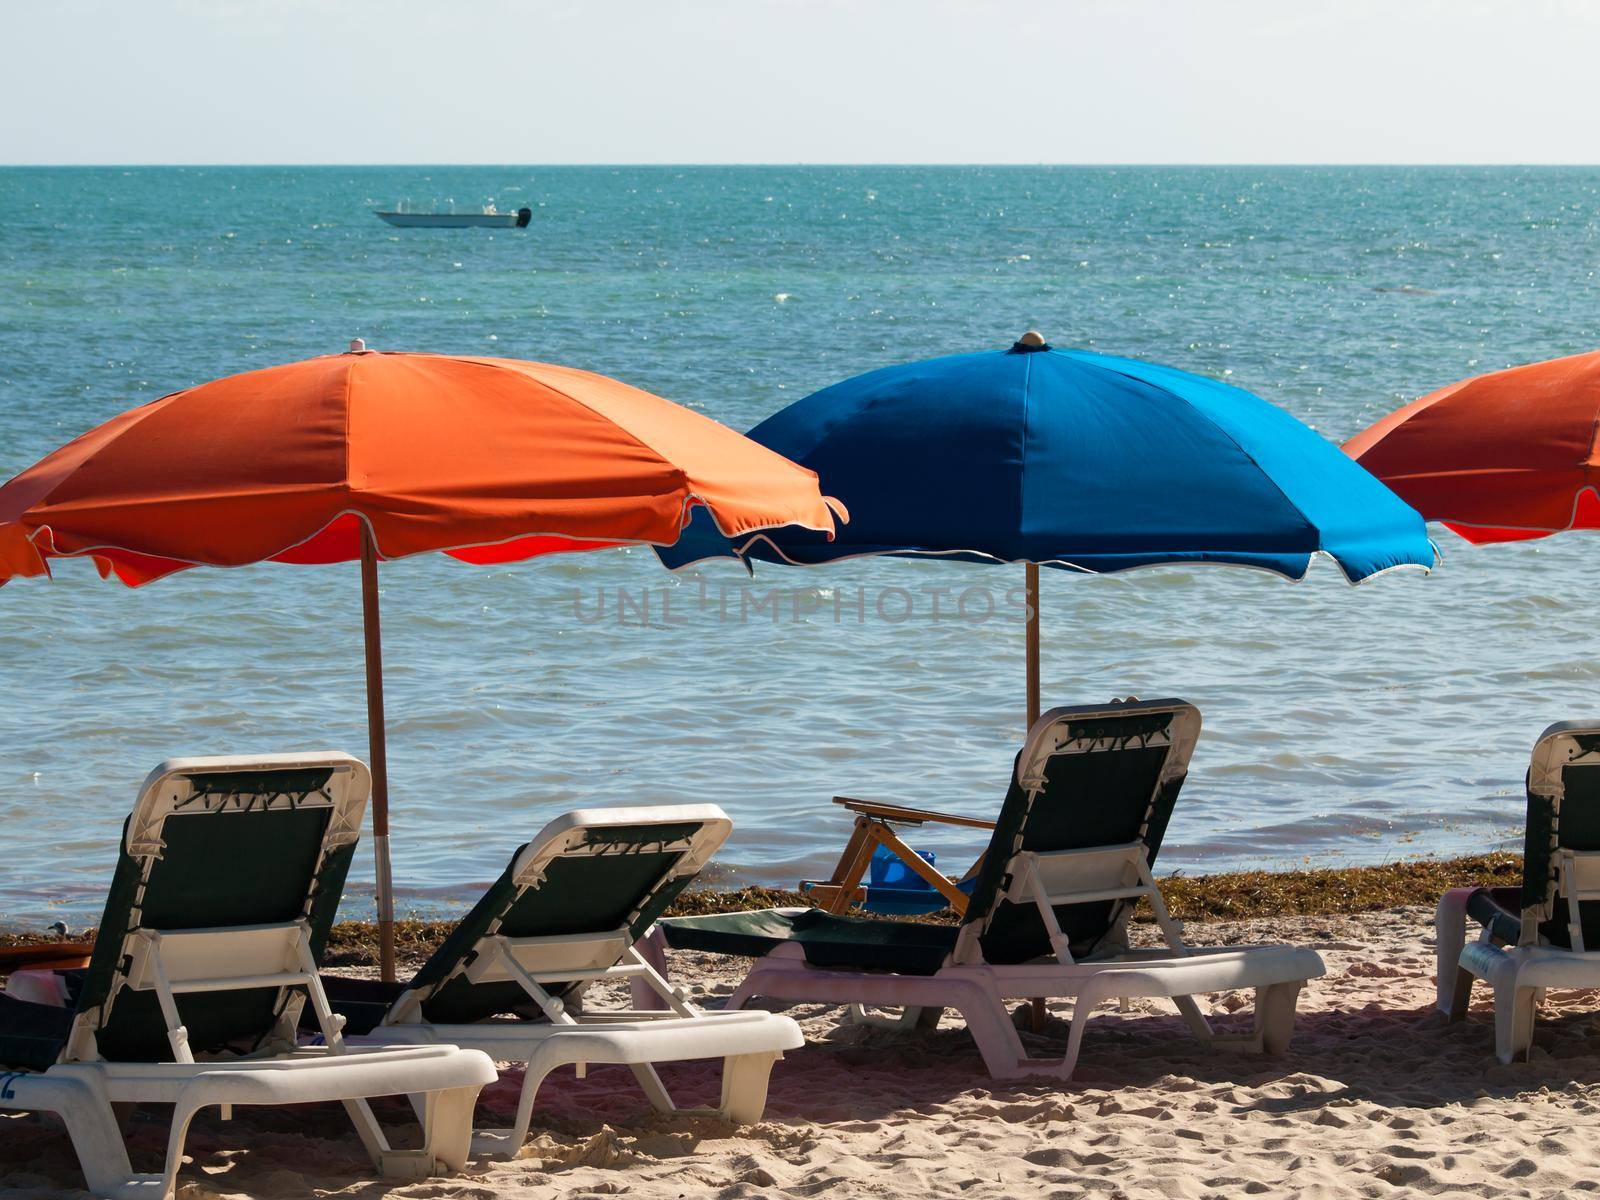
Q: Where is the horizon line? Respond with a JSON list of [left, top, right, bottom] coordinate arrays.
[[5, 161, 1600, 170]]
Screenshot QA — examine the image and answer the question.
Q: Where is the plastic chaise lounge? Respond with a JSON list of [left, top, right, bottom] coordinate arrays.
[[655, 699, 1326, 1080], [1436, 720, 1600, 1063], [0, 752, 496, 1200], [319, 805, 803, 1158]]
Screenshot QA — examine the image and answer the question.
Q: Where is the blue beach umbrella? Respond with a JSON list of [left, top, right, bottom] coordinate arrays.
[[661, 331, 1435, 726]]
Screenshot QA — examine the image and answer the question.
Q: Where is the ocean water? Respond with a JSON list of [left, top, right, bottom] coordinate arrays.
[[2, 165, 1599, 929]]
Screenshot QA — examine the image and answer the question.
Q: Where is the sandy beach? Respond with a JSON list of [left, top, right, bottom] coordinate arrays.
[[6, 904, 1599, 1200]]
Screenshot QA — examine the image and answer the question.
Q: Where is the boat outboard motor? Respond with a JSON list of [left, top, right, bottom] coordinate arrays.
[[515, 207, 533, 228]]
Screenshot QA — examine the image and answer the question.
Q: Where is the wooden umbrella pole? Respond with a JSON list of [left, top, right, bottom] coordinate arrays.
[[359, 524, 396, 983], [1025, 561, 1040, 731], [1023, 559, 1045, 1032]]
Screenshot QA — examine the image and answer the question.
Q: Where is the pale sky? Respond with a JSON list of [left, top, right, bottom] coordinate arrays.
[[5, 0, 1599, 165]]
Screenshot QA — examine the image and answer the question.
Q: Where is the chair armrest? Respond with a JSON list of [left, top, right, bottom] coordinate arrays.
[[832, 796, 997, 830]]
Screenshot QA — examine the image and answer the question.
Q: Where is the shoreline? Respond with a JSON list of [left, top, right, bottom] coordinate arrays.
[[0, 852, 1522, 962]]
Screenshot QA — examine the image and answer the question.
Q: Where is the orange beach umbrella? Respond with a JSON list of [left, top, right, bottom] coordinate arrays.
[[1345, 349, 1600, 543], [0, 341, 843, 978]]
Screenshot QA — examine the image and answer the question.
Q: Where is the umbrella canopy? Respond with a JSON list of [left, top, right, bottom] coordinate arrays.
[[666, 334, 1430, 578], [0, 345, 841, 583], [0, 342, 843, 978], [663, 333, 1435, 722], [1344, 349, 1600, 543]]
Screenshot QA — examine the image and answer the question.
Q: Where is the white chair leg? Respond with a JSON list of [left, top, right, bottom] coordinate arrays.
[[718, 1051, 781, 1124], [345, 1090, 456, 1180], [739, 963, 1032, 1081], [155, 1101, 204, 1199], [472, 1043, 566, 1159], [728, 945, 811, 1012], [1171, 994, 1213, 1042], [1255, 980, 1302, 1055], [728, 966, 780, 1012], [340, 1097, 394, 1165], [419, 1084, 481, 1173], [1436, 887, 1475, 1019], [948, 984, 1034, 1079], [630, 927, 671, 1011], [629, 1062, 676, 1113], [1494, 980, 1538, 1064], [848, 1002, 932, 1031], [507, 1054, 560, 1151], [342, 1097, 435, 1179], [6, 1074, 145, 1200]]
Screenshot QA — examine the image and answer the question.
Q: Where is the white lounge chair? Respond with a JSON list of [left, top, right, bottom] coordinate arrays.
[[0, 753, 495, 1200], [319, 806, 803, 1157], [1435, 720, 1600, 1062], [657, 699, 1325, 1080]]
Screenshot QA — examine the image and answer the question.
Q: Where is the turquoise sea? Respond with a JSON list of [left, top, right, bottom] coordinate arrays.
[[2, 166, 1599, 928]]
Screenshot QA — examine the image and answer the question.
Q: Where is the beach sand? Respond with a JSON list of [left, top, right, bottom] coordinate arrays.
[[6, 905, 1600, 1199]]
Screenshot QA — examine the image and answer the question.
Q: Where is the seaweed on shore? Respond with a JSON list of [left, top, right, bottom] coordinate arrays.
[[1, 854, 1524, 969], [1154, 853, 1521, 921]]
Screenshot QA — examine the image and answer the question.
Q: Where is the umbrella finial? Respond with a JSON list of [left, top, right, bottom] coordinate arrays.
[[1012, 330, 1050, 353], [348, 338, 367, 354]]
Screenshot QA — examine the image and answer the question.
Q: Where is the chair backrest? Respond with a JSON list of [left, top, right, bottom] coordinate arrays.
[[1521, 722, 1600, 950], [64, 753, 369, 1064], [389, 805, 732, 1025], [953, 699, 1201, 966]]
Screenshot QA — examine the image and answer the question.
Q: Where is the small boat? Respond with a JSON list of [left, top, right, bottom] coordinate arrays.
[[374, 202, 532, 229]]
